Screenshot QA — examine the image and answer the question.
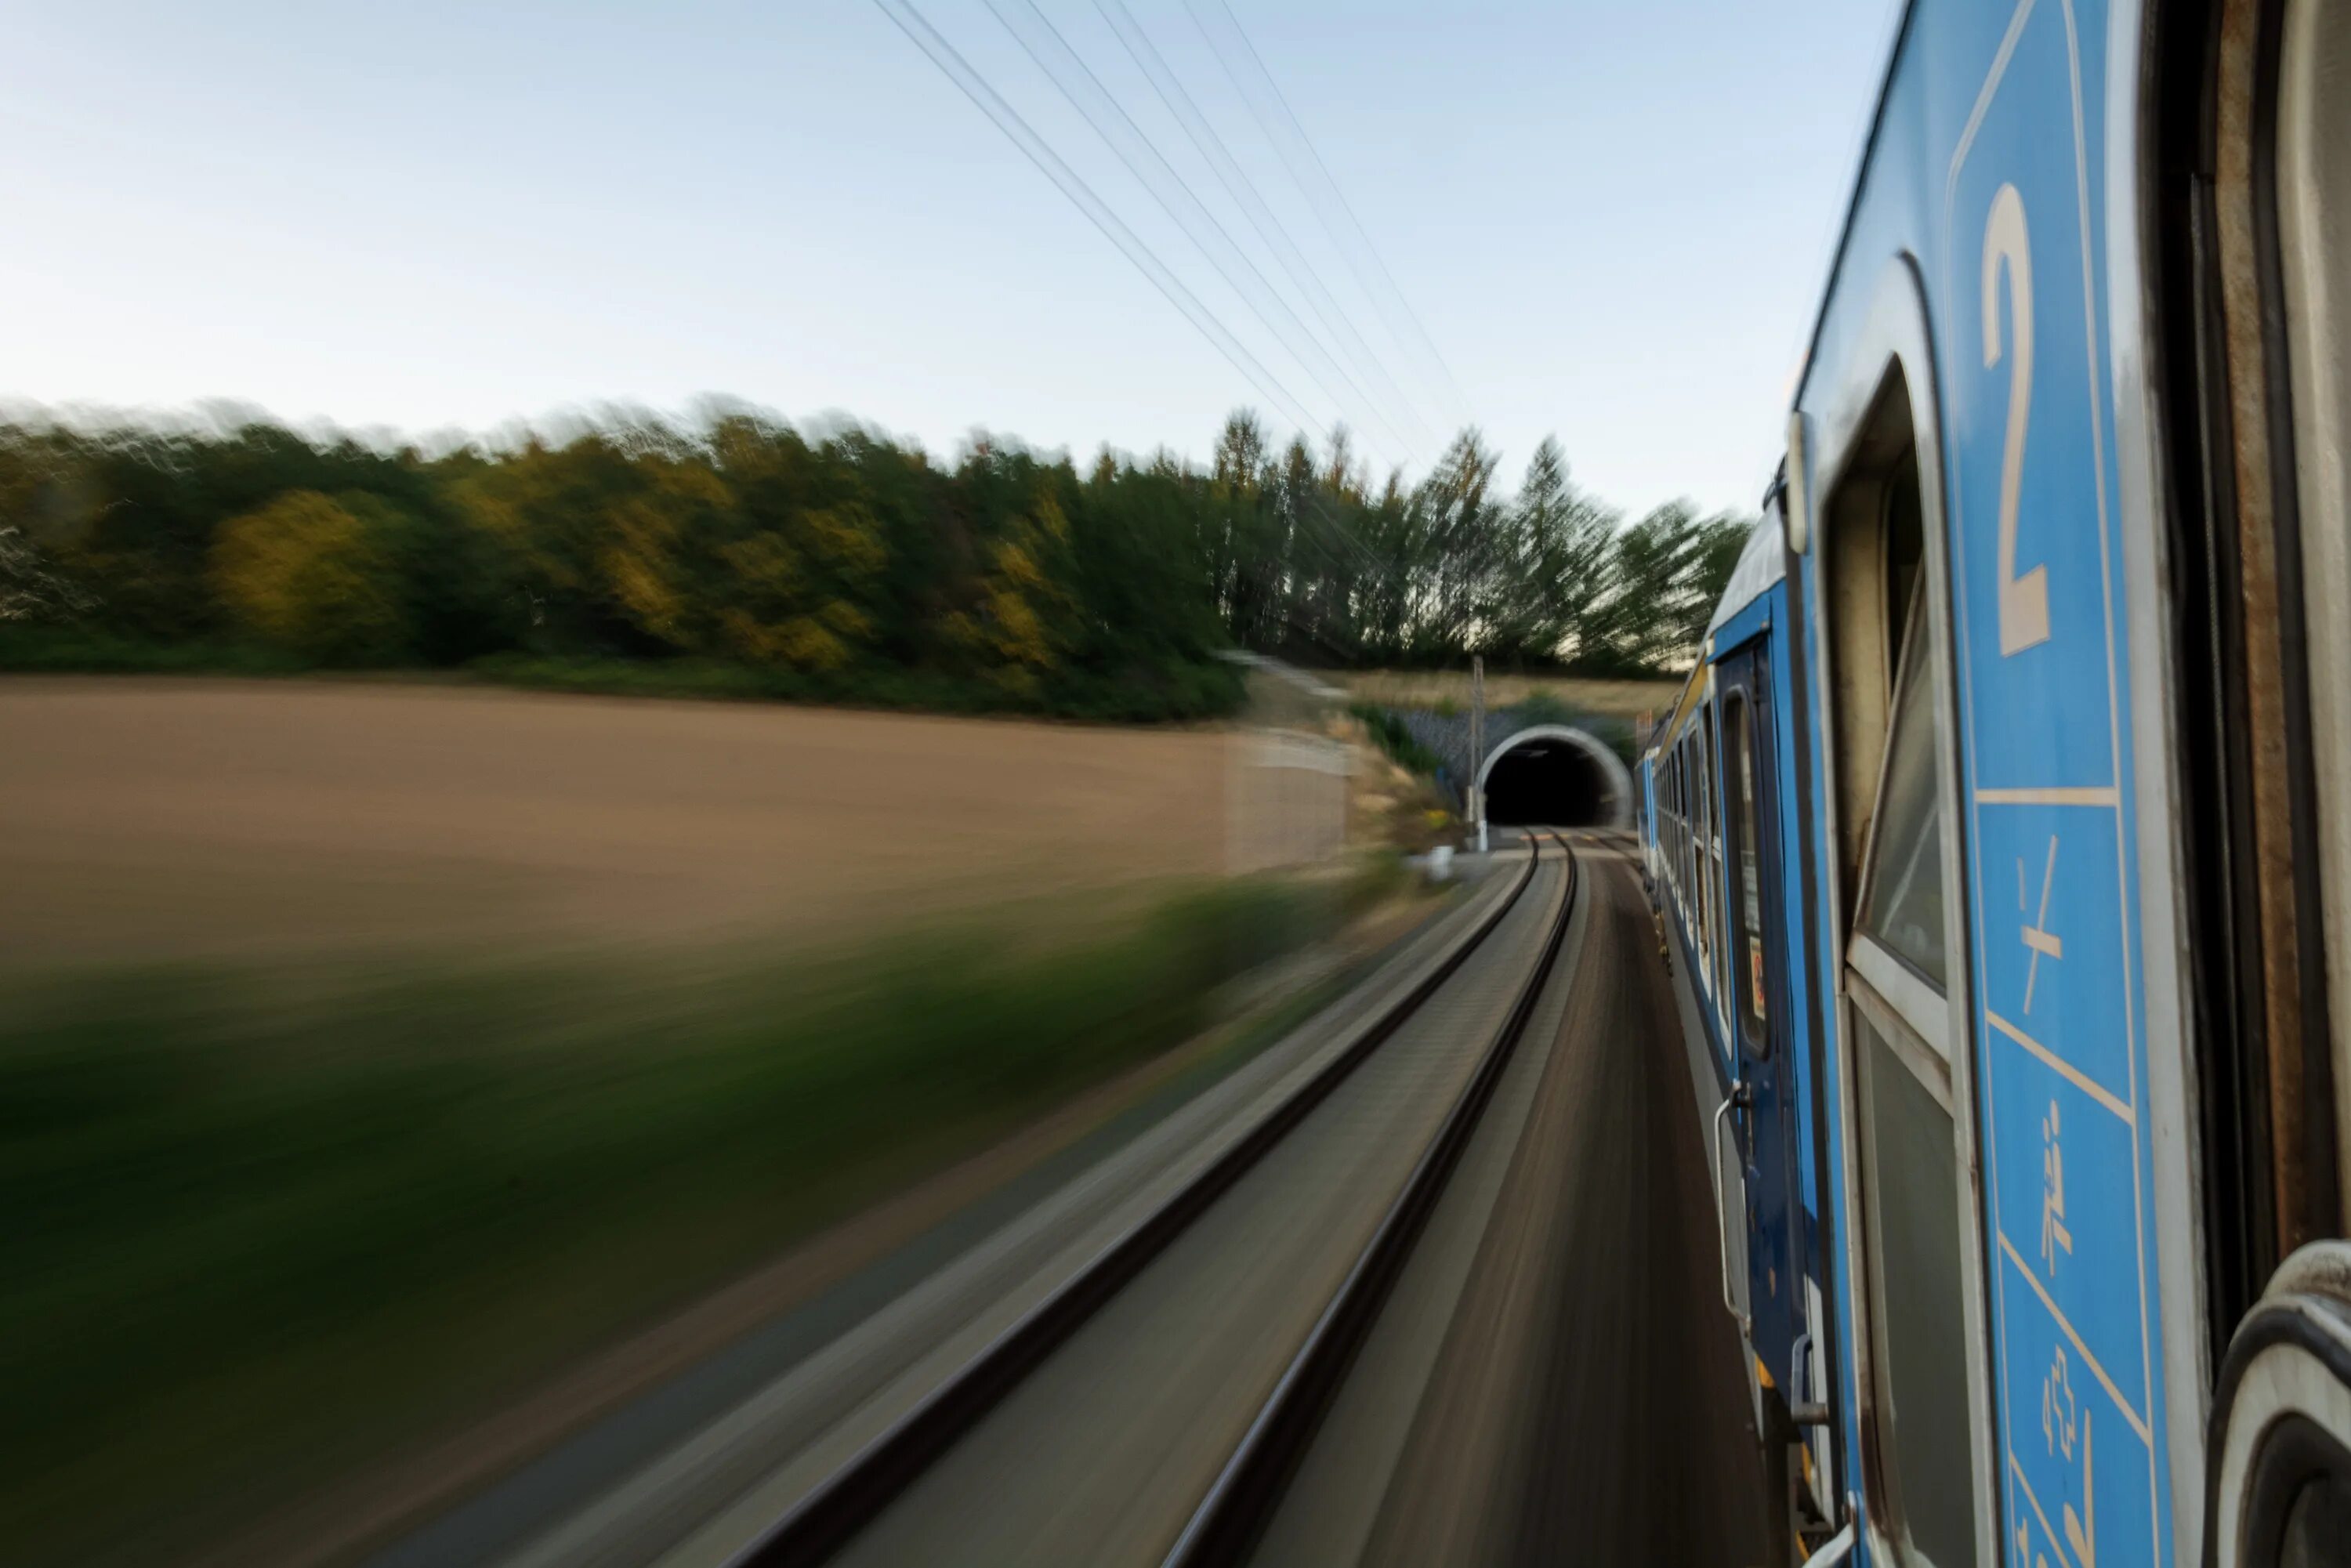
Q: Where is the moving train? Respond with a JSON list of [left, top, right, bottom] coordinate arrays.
[[1635, 1, 2351, 1563]]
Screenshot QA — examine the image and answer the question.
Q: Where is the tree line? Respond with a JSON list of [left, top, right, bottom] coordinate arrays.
[[0, 407, 1752, 721]]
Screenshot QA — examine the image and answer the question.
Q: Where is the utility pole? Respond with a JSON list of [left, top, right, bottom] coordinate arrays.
[[1470, 655, 1487, 853]]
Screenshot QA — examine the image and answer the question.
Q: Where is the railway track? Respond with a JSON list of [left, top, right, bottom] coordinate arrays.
[[722, 831, 1582, 1568]]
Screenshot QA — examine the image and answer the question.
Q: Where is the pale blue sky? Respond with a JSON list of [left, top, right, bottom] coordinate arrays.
[[1, 1, 1893, 514]]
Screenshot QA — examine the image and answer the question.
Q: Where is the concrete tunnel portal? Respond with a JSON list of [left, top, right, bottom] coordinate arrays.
[[1476, 724, 1632, 831]]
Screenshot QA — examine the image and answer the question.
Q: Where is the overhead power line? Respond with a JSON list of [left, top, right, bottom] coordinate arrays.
[[871, 0, 1333, 449], [1184, 0, 1473, 430], [984, 0, 1416, 469], [1088, 0, 1438, 457]]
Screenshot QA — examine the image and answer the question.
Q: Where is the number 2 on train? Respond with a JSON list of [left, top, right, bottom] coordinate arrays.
[[1983, 181, 2049, 657]]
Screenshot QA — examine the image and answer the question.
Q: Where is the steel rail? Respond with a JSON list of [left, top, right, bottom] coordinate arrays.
[[1161, 831, 1581, 1566], [727, 831, 1553, 1567]]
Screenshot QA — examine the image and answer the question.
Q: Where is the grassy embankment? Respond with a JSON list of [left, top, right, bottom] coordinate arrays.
[[1329, 668, 1680, 720], [3, 864, 1404, 1562]]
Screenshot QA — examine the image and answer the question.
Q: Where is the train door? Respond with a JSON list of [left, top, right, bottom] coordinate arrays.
[[1811, 337, 1995, 1566], [1718, 638, 1806, 1425], [1698, 706, 1719, 1010], [1708, 703, 1736, 1030]]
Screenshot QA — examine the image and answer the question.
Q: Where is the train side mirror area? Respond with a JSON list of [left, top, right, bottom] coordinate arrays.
[[2207, 1242, 2351, 1567]]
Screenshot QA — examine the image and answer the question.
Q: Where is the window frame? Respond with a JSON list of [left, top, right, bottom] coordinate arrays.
[[1670, 744, 1683, 900], [1846, 583, 1954, 1066], [1849, 934, 1950, 1102], [1722, 686, 1770, 1052], [1682, 734, 1699, 925], [1706, 700, 1733, 1020]]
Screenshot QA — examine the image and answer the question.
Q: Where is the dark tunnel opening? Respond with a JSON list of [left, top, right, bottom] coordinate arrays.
[[1483, 739, 1612, 827]]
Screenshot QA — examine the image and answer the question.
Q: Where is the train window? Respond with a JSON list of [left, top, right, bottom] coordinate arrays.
[[1668, 747, 1681, 893], [1882, 450, 1924, 670], [1679, 739, 1694, 913], [1686, 733, 1697, 900], [1857, 596, 1946, 988], [1661, 759, 1671, 866], [1824, 418, 1928, 910], [1725, 692, 1767, 1046], [1680, 740, 1691, 904], [1848, 590, 1973, 1568], [1683, 738, 1702, 912], [1821, 366, 1982, 1568], [1671, 752, 1681, 891], [1850, 998, 1976, 1567]]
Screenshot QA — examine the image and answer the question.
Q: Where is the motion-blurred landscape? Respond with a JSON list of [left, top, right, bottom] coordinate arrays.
[[0, 0, 1823, 1557], [2, 672, 1377, 1560], [0, 402, 1719, 1562]]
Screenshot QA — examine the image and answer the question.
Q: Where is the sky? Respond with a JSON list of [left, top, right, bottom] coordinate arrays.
[[0, 1, 1895, 517]]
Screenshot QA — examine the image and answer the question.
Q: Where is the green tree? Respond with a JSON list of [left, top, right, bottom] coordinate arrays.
[[1502, 435, 1617, 665], [444, 433, 642, 654], [1070, 452, 1229, 673], [701, 416, 892, 672], [1412, 428, 1506, 656], [944, 469, 1074, 697], [1594, 500, 1754, 672], [1208, 410, 1284, 651]]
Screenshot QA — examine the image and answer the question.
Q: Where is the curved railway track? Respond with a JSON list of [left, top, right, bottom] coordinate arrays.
[[727, 831, 1581, 1568]]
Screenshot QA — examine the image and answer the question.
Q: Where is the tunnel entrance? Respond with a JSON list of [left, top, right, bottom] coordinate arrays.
[[1477, 726, 1628, 829], [1484, 741, 1607, 826]]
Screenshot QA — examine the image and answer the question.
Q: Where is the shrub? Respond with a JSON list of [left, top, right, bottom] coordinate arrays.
[[1349, 701, 1442, 776]]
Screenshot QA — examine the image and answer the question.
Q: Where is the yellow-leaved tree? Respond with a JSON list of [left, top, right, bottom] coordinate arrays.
[[210, 490, 408, 662], [597, 450, 729, 652], [944, 487, 1074, 697], [715, 505, 886, 671], [706, 417, 889, 672]]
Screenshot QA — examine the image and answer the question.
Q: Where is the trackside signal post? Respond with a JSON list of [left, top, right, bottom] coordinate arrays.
[[1471, 657, 1487, 853]]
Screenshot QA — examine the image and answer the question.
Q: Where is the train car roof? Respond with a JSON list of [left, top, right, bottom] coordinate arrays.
[[1704, 515, 1787, 638], [1657, 657, 1709, 748], [1791, 0, 1915, 411]]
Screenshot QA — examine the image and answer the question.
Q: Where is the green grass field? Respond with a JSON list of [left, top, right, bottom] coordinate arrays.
[[2, 867, 1393, 1563]]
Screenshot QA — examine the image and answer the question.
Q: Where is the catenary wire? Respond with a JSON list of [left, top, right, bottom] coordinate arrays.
[[1183, 0, 1473, 430], [984, 0, 1416, 469], [871, 0, 1335, 450], [1089, 0, 1439, 455]]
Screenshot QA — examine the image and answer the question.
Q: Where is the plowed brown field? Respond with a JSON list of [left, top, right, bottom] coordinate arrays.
[[0, 678, 1230, 965]]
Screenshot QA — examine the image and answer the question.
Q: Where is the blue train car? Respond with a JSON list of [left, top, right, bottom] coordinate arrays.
[[1642, 2, 2351, 1563], [1645, 501, 1846, 1544]]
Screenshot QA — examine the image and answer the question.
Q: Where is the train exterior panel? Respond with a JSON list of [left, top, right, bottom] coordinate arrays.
[[1642, 1, 2351, 1563], [1797, 2, 2180, 1564]]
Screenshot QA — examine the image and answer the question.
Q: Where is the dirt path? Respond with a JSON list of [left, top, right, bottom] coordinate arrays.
[[0, 677, 1230, 965]]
